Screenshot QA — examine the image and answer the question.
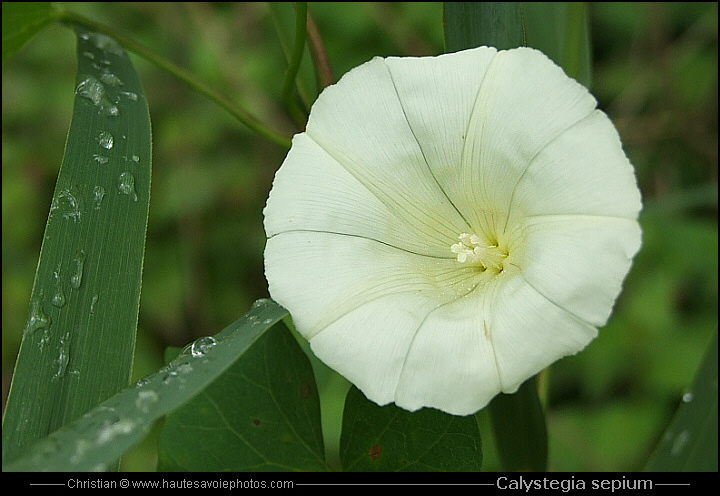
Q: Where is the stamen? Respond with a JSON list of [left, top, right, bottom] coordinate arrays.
[[451, 232, 507, 271]]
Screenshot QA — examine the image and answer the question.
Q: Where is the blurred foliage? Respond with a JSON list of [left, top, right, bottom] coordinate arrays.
[[2, 2, 717, 471]]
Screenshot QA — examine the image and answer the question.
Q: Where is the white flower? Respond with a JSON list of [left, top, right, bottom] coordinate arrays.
[[263, 46, 642, 416]]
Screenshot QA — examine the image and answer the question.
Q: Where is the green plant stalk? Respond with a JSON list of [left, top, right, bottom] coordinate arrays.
[[281, 2, 309, 128], [563, 2, 586, 84], [57, 9, 292, 149]]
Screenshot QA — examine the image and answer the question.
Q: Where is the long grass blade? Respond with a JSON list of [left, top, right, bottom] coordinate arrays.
[[2, 26, 151, 464]]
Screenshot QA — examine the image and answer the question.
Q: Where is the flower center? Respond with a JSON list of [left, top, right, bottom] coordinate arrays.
[[450, 233, 507, 272]]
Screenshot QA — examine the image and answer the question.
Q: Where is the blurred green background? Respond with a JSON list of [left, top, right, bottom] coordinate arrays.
[[2, 2, 717, 471]]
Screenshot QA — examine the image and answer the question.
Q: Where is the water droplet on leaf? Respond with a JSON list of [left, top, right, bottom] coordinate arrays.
[[51, 263, 66, 308], [119, 91, 138, 101], [90, 294, 99, 315], [53, 332, 71, 379], [97, 131, 114, 149], [52, 287, 66, 308], [92, 186, 106, 210], [190, 336, 217, 357], [100, 72, 123, 87], [117, 172, 138, 201], [93, 154, 109, 164], [70, 250, 86, 290], [671, 430, 690, 455], [135, 390, 159, 413], [24, 298, 51, 336], [51, 188, 82, 223], [75, 76, 119, 116]]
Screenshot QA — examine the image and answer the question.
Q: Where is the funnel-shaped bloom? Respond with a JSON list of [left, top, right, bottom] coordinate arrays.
[[264, 46, 642, 416]]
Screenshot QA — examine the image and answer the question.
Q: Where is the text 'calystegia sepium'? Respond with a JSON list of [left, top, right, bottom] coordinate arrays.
[[263, 46, 642, 416]]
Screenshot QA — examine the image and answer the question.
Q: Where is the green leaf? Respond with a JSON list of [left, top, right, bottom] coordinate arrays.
[[2, 26, 151, 465], [2, 2, 59, 64], [644, 332, 718, 472], [340, 387, 482, 471], [487, 376, 548, 471], [2, 300, 288, 472], [157, 320, 328, 472]]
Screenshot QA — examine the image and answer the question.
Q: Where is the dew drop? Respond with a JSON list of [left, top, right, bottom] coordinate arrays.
[[671, 430, 690, 455], [92, 186, 106, 210], [93, 154, 109, 164], [190, 336, 217, 357], [70, 438, 92, 465], [682, 392, 693, 403], [52, 263, 66, 308], [96, 131, 114, 149], [88, 32, 124, 57], [135, 377, 151, 388], [252, 298, 272, 309], [70, 250, 86, 290], [90, 294, 99, 315], [75, 76, 119, 116], [100, 72, 123, 87], [24, 298, 51, 337], [175, 362, 193, 375], [51, 189, 82, 223], [53, 331, 71, 380], [76, 76, 106, 106], [96, 417, 135, 445], [117, 172, 138, 201], [162, 369, 178, 384], [135, 390, 159, 413], [52, 287, 66, 308], [119, 91, 138, 101]]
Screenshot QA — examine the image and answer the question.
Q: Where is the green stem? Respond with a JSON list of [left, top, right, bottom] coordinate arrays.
[[57, 9, 292, 150], [563, 2, 586, 84], [282, 2, 308, 128]]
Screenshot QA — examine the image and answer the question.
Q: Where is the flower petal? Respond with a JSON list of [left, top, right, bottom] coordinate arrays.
[[308, 293, 436, 407], [508, 110, 643, 223], [514, 215, 642, 326], [457, 48, 599, 231], [395, 291, 502, 415], [382, 47, 498, 227], [487, 274, 599, 393], [303, 56, 470, 248], [265, 231, 478, 339], [265, 133, 454, 256]]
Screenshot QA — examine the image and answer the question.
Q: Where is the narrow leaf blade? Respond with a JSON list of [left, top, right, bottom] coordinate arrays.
[[443, 2, 524, 53], [2, 300, 288, 472], [644, 332, 718, 472], [522, 2, 592, 87], [2, 26, 151, 463]]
